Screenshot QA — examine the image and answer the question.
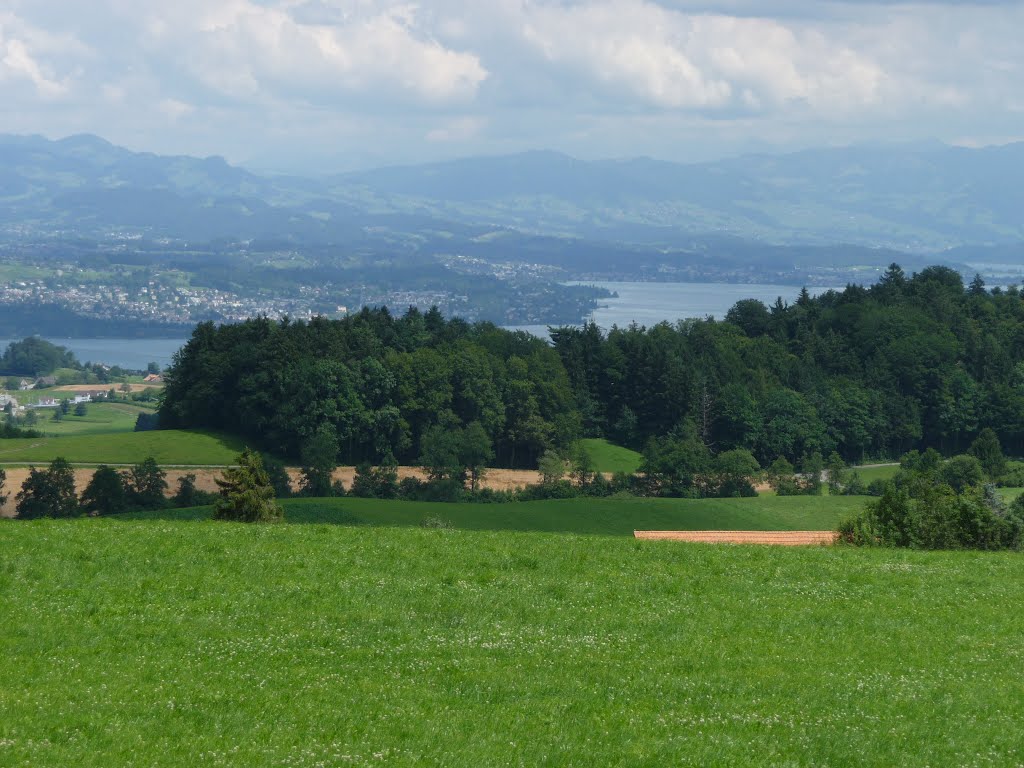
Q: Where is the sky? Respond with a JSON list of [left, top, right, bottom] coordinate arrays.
[[2, 0, 1023, 172]]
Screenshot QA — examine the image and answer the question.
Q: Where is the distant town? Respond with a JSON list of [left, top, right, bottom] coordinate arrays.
[[0, 243, 608, 336]]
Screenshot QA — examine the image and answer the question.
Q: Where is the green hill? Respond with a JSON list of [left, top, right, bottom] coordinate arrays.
[[0, 429, 243, 465], [578, 438, 643, 475]]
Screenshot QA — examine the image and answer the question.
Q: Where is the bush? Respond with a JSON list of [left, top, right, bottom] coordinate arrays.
[[940, 455, 985, 493], [350, 462, 399, 499], [866, 478, 888, 497], [842, 471, 867, 496], [518, 479, 580, 501], [839, 483, 1023, 550], [995, 465, 1024, 488], [470, 488, 517, 504], [134, 412, 160, 432], [172, 473, 218, 508], [397, 477, 425, 500], [766, 457, 815, 496]]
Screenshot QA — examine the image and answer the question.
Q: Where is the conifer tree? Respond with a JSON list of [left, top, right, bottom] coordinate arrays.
[[214, 449, 283, 522]]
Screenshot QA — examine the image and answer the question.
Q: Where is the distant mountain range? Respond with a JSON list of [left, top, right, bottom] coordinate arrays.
[[3, 133, 1024, 267]]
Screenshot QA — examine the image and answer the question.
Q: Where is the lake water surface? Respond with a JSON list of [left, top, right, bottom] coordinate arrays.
[[507, 281, 840, 338], [3, 282, 841, 367], [0, 338, 187, 371]]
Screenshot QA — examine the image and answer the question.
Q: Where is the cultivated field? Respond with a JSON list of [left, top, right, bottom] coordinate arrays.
[[0, 467, 225, 518], [1, 519, 1022, 766]]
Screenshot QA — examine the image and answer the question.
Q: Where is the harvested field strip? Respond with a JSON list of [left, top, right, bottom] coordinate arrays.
[[635, 530, 838, 545]]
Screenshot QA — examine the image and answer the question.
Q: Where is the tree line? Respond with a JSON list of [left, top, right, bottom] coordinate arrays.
[[552, 265, 1024, 463], [159, 265, 1024, 474]]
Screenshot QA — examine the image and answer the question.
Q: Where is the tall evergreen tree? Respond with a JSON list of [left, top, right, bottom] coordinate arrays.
[[214, 449, 283, 523]]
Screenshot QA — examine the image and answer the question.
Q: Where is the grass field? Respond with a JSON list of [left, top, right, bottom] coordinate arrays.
[[0, 429, 244, 465], [2, 519, 1023, 766], [27, 402, 153, 437], [135, 493, 863, 535], [849, 463, 899, 484], [578, 438, 643, 474]]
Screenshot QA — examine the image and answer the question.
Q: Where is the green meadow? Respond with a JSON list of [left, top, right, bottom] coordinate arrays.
[[30, 402, 154, 437], [0, 429, 244, 465], [848, 463, 900, 484], [139, 494, 860, 535], [578, 438, 643, 474], [2, 518, 1023, 767]]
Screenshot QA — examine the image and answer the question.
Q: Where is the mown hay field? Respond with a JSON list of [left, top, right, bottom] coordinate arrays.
[[1, 518, 1022, 766]]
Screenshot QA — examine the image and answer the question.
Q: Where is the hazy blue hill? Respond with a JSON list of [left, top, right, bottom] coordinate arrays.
[[338, 142, 1024, 248], [2, 132, 1023, 258], [341, 150, 649, 203], [0, 133, 265, 197]]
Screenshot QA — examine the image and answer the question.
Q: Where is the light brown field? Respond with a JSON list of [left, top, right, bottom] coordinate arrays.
[[634, 530, 838, 545], [0, 466, 544, 518], [0, 468, 222, 518]]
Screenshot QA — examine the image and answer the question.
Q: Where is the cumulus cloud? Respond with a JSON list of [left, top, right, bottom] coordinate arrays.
[[0, 12, 81, 99], [520, 1, 887, 113], [0, 0, 1022, 168], [186, 2, 487, 104]]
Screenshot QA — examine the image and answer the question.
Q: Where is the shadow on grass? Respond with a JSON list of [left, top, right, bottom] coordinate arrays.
[[117, 494, 855, 537]]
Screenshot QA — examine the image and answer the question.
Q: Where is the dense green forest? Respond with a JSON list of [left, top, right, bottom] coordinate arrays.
[[160, 265, 1024, 468], [160, 308, 578, 468]]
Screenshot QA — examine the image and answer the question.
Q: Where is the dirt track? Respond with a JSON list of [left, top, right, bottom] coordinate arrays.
[[1, 466, 544, 518], [634, 530, 838, 545]]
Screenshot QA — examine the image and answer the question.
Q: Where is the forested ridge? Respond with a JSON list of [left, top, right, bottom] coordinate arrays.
[[160, 265, 1024, 467]]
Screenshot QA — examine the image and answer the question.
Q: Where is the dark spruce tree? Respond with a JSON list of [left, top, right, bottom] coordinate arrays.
[[214, 449, 283, 523]]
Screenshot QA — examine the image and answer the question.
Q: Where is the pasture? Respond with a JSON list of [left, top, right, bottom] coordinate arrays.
[[139, 493, 860, 536], [1, 519, 1022, 766], [848, 463, 900, 484], [0, 429, 244, 466], [577, 438, 643, 474], [28, 402, 154, 437]]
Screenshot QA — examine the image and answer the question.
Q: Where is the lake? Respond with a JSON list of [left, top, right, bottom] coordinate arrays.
[[506, 281, 841, 338], [0, 338, 187, 371], [3, 282, 842, 367]]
